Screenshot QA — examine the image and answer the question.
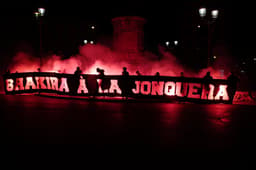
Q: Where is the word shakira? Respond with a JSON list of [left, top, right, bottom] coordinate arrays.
[[3, 72, 231, 102]]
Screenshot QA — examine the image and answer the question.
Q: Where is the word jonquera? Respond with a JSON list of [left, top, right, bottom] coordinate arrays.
[[4, 75, 229, 101]]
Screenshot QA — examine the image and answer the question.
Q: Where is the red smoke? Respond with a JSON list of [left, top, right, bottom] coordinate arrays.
[[8, 43, 229, 79]]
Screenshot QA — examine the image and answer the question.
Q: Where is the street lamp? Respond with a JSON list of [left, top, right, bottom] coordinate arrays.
[[38, 8, 46, 16], [211, 10, 219, 19], [34, 7, 46, 71], [198, 7, 219, 67], [199, 8, 207, 18], [174, 40, 178, 46]]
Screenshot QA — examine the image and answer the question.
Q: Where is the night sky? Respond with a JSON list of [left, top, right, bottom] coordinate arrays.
[[0, 0, 254, 68]]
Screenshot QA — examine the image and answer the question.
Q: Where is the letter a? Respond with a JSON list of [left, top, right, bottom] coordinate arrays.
[[77, 78, 88, 94], [59, 78, 69, 92], [215, 85, 229, 101], [25, 77, 36, 90], [109, 80, 121, 94]]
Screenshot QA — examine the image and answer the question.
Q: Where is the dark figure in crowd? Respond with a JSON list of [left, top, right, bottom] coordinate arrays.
[[154, 72, 160, 82], [136, 70, 141, 76], [74, 66, 82, 76], [118, 67, 134, 98], [122, 67, 129, 76], [203, 72, 213, 99], [97, 68, 111, 93], [180, 72, 184, 77], [227, 72, 239, 103], [86, 74, 99, 97], [68, 67, 82, 95]]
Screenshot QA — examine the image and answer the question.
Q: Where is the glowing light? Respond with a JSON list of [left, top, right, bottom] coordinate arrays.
[[34, 11, 40, 18], [132, 81, 140, 94], [109, 80, 122, 94], [165, 41, 170, 46], [14, 78, 24, 91], [201, 84, 214, 100], [211, 10, 219, 19], [5, 74, 234, 102], [140, 81, 151, 95], [50, 77, 59, 90], [77, 78, 88, 94], [38, 8, 45, 16], [90, 41, 94, 44], [6, 79, 14, 92], [197, 25, 201, 28], [91, 25, 95, 29], [215, 85, 229, 100], [25, 77, 36, 90], [59, 78, 69, 92], [151, 81, 164, 95], [45, 77, 51, 89], [84, 40, 88, 44], [164, 81, 175, 96], [213, 56, 217, 59], [35, 77, 47, 89], [187, 83, 201, 99], [174, 41, 178, 46], [199, 8, 207, 17], [254, 58, 256, 61]]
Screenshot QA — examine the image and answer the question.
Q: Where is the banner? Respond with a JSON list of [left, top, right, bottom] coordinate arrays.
[[3, 72, 233, 103]]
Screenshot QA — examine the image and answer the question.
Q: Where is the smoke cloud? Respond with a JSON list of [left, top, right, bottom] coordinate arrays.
[[8, 43, 230, 79]]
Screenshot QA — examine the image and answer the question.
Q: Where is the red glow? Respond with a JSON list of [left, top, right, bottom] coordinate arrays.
[[6, 79, 14, 91], [14, 78, 24, 91], [25, 77, 36, 90], [8, 44, 186, 76], [59, 78, 69, 92], [187, 83, 201, 99], [77, 78, 88, 94], [215, 85, 229, 100], [151, 81, 164, 95], [109, 80, 122, 94], [164, 82, 175, 96], [8, 43, 232, 81]]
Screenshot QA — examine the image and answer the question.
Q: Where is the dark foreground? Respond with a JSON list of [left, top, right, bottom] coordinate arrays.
[[2, 94, 256, 167]]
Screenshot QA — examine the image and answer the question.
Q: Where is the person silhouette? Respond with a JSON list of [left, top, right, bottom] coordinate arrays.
[[122, 67, 129, 76], [74, 67, 82, 76], [180, 72, 184, 77], [119, 67, 133, 99], [136, 70, 141, 76], [68, 66, 82, 95], [227, 72, 239, 103], [97, 68, 111, 94], [203, 71, 213, 99]]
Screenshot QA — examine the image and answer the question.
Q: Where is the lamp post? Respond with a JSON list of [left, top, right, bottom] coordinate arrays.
[[198, 7, 219, 67], [34, 7, 46, 71]]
